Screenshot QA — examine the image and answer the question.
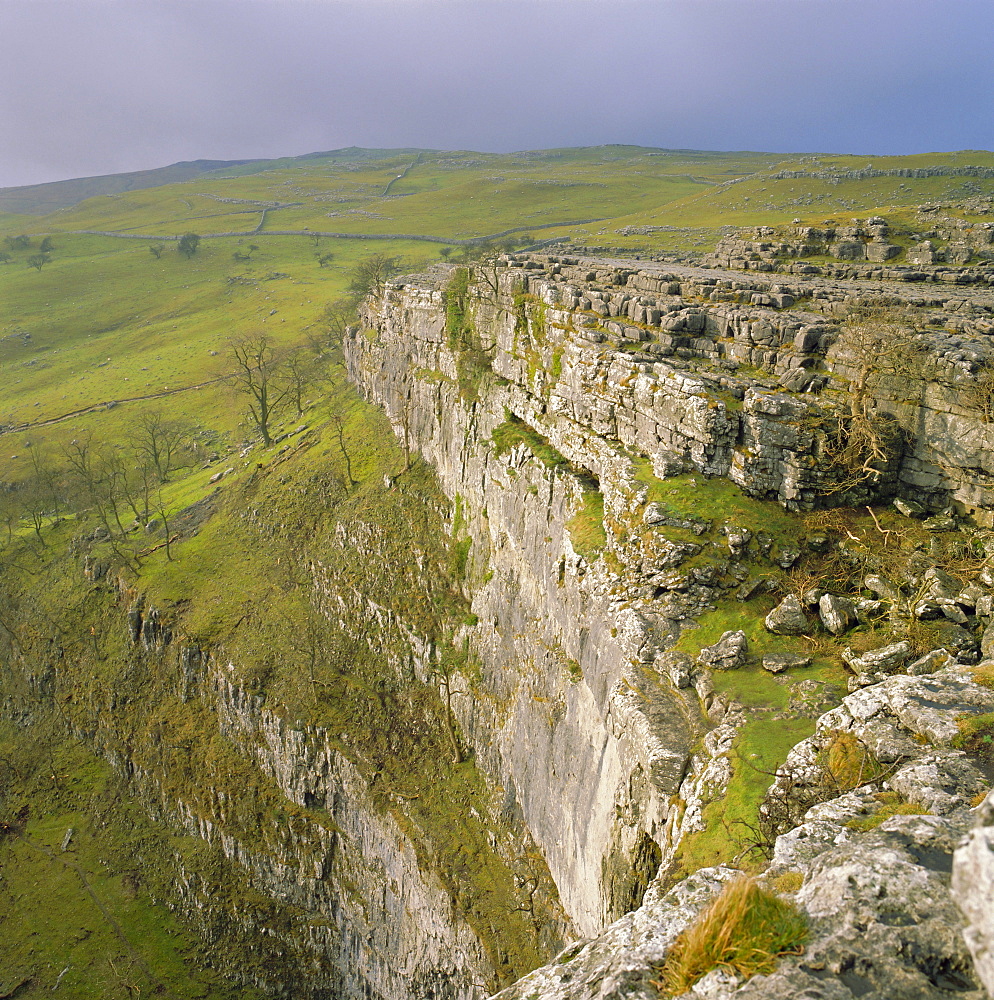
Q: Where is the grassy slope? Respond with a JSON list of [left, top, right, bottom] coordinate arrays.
[[0, 727, 264, 1000]]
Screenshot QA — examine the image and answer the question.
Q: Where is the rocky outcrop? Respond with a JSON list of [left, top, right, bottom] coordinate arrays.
[[492, 662, 994, 1000], [360, 252, 994, 519]]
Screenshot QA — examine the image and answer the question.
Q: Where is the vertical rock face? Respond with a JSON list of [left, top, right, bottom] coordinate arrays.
[[117, 637, 498, 1000], [348, 273, 710, 936], [209, 663, 494, 1000]]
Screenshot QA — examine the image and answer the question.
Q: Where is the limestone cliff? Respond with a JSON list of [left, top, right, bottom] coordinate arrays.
[[345, 250, 994, 997]]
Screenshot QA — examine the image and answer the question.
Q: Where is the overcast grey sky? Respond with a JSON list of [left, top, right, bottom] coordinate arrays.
[[1, 0, 992, 189]]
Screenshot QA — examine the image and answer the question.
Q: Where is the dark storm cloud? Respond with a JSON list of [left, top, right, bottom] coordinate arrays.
[[1, 0, 992, 188]]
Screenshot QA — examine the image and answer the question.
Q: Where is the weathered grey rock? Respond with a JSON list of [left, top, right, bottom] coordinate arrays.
[[736, 576, 773, 601], [931, 620, 978, 653], [723, 526, 751, 557], [809, 663, 994, 750], [939, 599, 971, 624], [343, 255, 994, 998], [847, 671, 888, 692], [854, 597, 885, 622], [843, 640, 912, 675], [925, 513, 959, 532], [644, 503, 710, 535], [982, 620, 994, 660], [926, 566, 961, 601], [765, 594, 809, 635], [865, 574, 902, 602], [793, 829, 982, 998], [698, 630, 748, 670], [894, 497, 926, 518], [818, 593, 857, 635], [906, 648, 953, 675], [865, 241, 902, 262], [916, 599, 945, 620], [858, 719, 922, 762], [831, 239, 866, 260], [887, 750, 989, 815], [952, 790, 994, 999], [958, 585, 985, 610], [762, 653, 812, 673], [657, 650, 693, 689], [775, 546, 800, 569]]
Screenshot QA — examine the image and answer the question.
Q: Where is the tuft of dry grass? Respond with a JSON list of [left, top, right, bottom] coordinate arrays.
[[771, 871, 804, 894], [973, 662, 994, 690], [655, 877, 808, 995], [823, 730, 882, 790]]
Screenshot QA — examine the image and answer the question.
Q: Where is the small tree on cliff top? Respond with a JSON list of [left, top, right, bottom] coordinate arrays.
[[346, 253, 399, 299]]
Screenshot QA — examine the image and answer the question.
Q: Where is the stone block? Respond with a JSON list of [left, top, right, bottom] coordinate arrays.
[[818, 593, 857, 635]]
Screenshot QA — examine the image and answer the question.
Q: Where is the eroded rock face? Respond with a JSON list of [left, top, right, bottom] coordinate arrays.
[[343, 255, 994, 996], [347, 271, 709, 936]]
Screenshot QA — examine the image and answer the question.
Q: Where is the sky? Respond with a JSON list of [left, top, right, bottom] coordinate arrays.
[[1, 0, 993, 190]]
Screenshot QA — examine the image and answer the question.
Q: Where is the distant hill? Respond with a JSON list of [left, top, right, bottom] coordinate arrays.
[[0, 148, 439, 215], [0, 159, 264, 215]]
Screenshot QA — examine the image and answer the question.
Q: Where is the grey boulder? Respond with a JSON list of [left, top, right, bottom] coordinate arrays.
[[765, 594, 809, 635]]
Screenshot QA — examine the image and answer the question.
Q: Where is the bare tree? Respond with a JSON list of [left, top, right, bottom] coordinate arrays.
[[282, 348, 327, 418], [330, 414, 355, 488], [14, 476, 51, 545], [134, 411, 191, 481], [228, 334, 291, 446], [311, 297, 357, 365], [427, 637, 471, 765], [963, 360, 994, 424], [23, 438, 66, 522]]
